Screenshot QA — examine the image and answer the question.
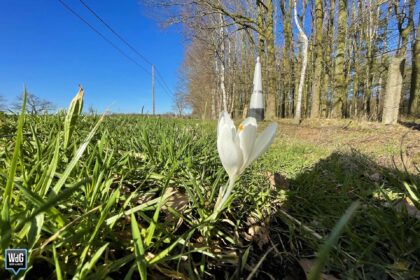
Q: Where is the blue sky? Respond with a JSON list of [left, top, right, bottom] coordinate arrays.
[[0, 0, 184, 113]]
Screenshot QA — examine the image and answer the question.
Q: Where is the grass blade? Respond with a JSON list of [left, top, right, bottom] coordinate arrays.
[[131, 213, 147, 280], [64, 86, 84, 149], [53, 113, 105, 194], [308, 201, 360, 280], [1, 89, 27, 245], [79, 243, 109, 279], [53, 244, 64, 280]]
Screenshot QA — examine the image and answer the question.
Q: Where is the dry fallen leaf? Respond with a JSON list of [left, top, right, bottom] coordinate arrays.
[[265, 171, 290, 190], [391, 260, 410, 271], [162, 187, 189, 230], [162, 187, 188, 212], [210, 244, 239, 265], [154, 264, 189, 280], [369, 172, 382, 182], [403, 197, 420, 220], [136, 192, 155, 205], [392, 197, 420, 220], [244, 214, 270, 249], [298, 259, 339, 280]]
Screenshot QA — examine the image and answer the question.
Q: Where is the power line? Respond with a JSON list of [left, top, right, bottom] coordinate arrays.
[[57, 0, 151, 75], [58, 0, 173, 101], [154, 67, 176, 98], [79, 0, 153, 66], [78, 0, 174, 97]]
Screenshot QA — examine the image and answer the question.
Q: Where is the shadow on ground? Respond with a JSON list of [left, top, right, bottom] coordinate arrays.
[[250, 150, 420, 279], [399, 121, 420, 131]]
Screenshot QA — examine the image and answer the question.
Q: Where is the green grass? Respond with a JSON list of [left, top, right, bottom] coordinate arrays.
[[0, 94, 419, 279]]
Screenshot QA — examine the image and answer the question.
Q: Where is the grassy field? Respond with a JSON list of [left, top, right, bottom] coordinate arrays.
[[0, 96, 419, 279]]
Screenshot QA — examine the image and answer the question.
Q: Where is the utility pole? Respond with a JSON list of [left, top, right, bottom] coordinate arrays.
[[152, 64, 155, 115]]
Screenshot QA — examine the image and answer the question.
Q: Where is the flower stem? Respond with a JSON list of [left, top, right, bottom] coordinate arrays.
[[214, 177, 236, 213]]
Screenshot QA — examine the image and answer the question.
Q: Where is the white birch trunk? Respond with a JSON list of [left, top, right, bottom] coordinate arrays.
[[211, 88, 216, 119], [293, 0, 308, 124], [218, 13, 228, 112]]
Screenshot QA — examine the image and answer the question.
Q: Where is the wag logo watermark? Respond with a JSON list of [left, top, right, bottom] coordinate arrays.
[[4, 249, 27, 275]]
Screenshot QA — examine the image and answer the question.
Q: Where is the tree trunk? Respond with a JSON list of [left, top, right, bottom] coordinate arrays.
[[331, 0, 347, 118], [211, 88, 216, 119], [382, 57, 405, 124], [303, 42, 312, 117], [408, 16, 420, 116], [294, 37, 301, 117], [280, 1, 294, 118], [293, 0, 308, 124], [322, 0, 335, 117], [265, 0, 277, 119], [218, 13, 228, 112], [352, 69, 359, 118], [382, 0, 414, 124], [363, 3, 379, 120], [376, 77, 382, 120], [310, 0, 323, 118]]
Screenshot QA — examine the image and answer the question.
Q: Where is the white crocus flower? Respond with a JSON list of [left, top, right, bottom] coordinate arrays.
[[214, 111, 278, 212]]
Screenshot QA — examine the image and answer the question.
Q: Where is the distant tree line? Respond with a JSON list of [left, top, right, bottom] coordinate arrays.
[[150, 0, 419, 123]]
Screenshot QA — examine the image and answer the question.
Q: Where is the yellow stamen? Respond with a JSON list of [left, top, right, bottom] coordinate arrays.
[[238, 124, 244, 132]]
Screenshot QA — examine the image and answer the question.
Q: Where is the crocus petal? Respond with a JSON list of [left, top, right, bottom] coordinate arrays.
[[247, 123, 277, 167], [218, 111, 234, 135], [237, 117, 257, 169], [217, 112, 243, 179]]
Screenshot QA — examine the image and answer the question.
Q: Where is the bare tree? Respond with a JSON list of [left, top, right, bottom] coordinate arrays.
[[12, 93, 55, 114], [173, 90, 189, 116], [146, 0, 418, 123]]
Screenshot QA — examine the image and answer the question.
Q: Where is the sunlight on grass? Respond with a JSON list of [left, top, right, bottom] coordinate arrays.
[[0, 92, 419, 279]]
